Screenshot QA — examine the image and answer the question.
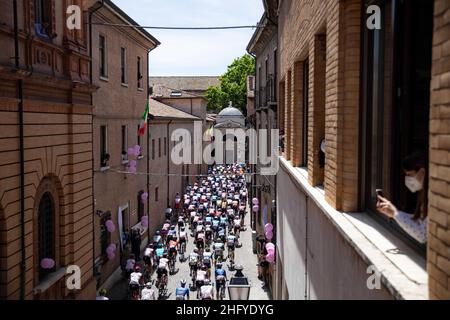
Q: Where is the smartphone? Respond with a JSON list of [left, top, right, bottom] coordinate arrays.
[[376, 189, 384, 198]]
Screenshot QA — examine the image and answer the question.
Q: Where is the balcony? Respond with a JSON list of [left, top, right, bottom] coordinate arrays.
[[256, 75, 277, 110]]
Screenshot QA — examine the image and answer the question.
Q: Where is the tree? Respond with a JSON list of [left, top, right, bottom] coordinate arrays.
[[206, 54, 255, 113]]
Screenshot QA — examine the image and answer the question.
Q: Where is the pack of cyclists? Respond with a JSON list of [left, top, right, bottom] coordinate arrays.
[[127, 164, 248, 300]]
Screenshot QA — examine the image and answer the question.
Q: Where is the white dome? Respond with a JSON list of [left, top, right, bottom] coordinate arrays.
[[218, 107, 244, 117]]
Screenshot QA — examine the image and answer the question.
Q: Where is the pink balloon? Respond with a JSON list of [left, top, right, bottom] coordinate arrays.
[[128, 166, 137, 174], [40, 258, 55, 269], [252, 198, 259, 205], [266, 253, 275, 263], [265, 230, 274, 240], [267, 247, 275, 255], [107, 253, 115, 261], [110, 243, 116, 251], [106, 246, 115, 255], [127, 147, 135, 156], [252, 205, 259, 213], [265, 223, 274, 233], [266, 243, 275, 251], [141, 192, 149, 203], [134, 145, 141, 156], [129, 160, 137, 168], [105, 220, 115, 233]]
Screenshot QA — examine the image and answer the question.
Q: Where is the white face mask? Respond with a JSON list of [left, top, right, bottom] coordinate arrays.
[[405, 174, 423, 193]]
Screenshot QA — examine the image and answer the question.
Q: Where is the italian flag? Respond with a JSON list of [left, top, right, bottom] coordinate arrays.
[[138, 99, 149, 136]]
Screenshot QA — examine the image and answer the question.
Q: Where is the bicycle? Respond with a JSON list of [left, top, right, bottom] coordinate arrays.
[[156, 275, 168, 299], [217, 279, 227, 300]]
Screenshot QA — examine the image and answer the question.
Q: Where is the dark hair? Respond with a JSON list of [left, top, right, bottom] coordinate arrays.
[[402, 151, 428, 221], [402, 151, 427, 172]]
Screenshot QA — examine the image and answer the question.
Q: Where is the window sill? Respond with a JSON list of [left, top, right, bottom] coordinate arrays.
[[121, 83, 129, 88], [122, 160, 129, 165], [138, 87, 144, 92], [99, 76, 109, 82], [33, 268, 66, 295], [100, 166, 110, 172], [137, 155, 144, 160], [280, 156, 428, 300]]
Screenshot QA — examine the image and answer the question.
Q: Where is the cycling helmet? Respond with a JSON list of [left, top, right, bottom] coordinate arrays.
[[181, 279, 187, 287], [134, 266, 141, 272], [146, 282, 152, 289], [156, 230, 160, 235], [170, 225, 176, 230], [194, 248, 198, 253], [216, 262, 222, 268], [204, 279, 211, 285]]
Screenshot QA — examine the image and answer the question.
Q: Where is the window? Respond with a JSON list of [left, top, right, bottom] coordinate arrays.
[[137, 191, 145, 220], [121, 47, 127, 84], [34, 0, 52, 37], [100, 212, 112, 260], [99, 35, 107, 78], [360, 0, 432, 250], [164, 137, 167, 156], [312, 33, 326, 187], [300, 59, 309, 167], [158, 138, 161, 158], [121, 125, 128, 162], [38, 192, 55, 280], [100, 126, 109, 168], [155, 187, 159, 202], [137, 57, 143, 89], [152, 139, 155, 160]]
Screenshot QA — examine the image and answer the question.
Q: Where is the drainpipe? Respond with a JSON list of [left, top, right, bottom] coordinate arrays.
[[146, 49, 151, 242], [13, 0, 26, 301], [166, 120, 173, 208], [88, 0, 104, 282]]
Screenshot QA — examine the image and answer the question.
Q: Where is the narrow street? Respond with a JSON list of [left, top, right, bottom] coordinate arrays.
[[108, 180, 271, 301]]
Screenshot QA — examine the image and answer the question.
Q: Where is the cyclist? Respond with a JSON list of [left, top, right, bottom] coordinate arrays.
[[129, 265, 143, 299], [227, 231, 237, 262], [165, 206, 173, 221], [215, 262, 227, 300], [152, 230, 162, 247], [168, 236, 178, 270], [218, 226, 226, 243], [143, 244, 154, 276], [189, 248, 199, 278], [212, 238, 225, 265], [202, 247, 213, 278], [177, 215, 185, 232], [141, 282, 157, 300], [167, 225, 177, 243], [233, 216, 242, 238], [179, 227, 188, 254], [155, 244, 165, 265], [195, 265, 208, 299], [200, 279, 214, 300], [175, 279, 190, 300], [156, 253, 169, 288]]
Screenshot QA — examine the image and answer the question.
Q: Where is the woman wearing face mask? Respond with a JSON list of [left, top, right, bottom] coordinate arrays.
[[376, 152, 428, 244]]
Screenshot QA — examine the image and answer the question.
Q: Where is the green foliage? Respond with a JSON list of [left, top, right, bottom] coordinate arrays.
[[206, 54, 255, 113]]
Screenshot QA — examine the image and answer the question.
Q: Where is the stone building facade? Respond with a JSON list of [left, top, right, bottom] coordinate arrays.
[[274, 0, 450, 300], [0, 0, 96, 299], [89, 0, 159, 289]]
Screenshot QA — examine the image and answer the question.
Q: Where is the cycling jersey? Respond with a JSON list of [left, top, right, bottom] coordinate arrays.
[[227, 236, 236, 247], [141, 288, 156, 300], [129, 272, 142, 285], [158, 258, 169, 269], [155, 248, 164, 257], [179, 231, 187, 240], [175, 287, 190, 300], [169, 240, 178, 248], [189, 253, 198, 265], [215, 268, 226, 278]]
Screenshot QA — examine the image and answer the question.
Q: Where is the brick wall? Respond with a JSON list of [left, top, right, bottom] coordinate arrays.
[[428, 0, 450, 300], [278, 0, 361, 211]]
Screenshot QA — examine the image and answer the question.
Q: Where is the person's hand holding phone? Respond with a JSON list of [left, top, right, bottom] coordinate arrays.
[[376, 192, 398, 219]]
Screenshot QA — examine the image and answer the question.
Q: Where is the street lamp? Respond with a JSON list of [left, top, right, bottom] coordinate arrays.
[[228, 265, 251, 300]]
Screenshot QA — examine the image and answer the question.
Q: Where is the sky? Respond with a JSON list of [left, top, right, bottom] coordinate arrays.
[[111, 0, 264, 76]]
